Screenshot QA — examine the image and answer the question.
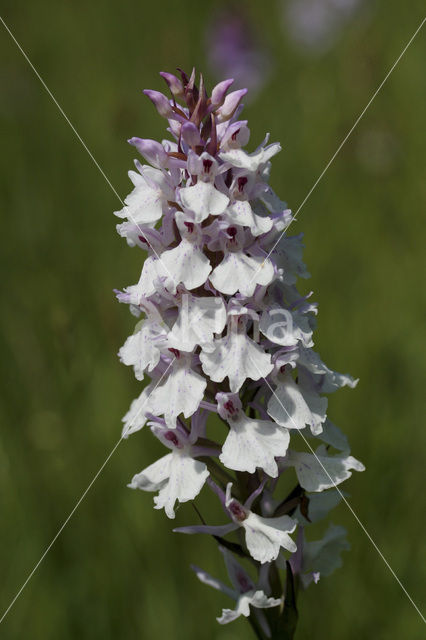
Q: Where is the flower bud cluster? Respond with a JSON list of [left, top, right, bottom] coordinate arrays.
[[115, 69, 364, 632]]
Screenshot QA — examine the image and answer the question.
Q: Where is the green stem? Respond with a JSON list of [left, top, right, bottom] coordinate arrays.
[[248, 613, 268, 640], [270, 561, 299, 639]]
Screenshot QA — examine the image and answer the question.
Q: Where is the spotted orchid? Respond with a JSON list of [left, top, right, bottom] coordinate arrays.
[[115, 69, 364, 638]]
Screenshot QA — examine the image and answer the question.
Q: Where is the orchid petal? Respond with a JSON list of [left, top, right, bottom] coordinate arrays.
[[267, 375, 327, 435], [160, 239, 212, 291], [128, 453, 172, 492], [220, 142, 281, 171], [129, 450, 209, 519], [148, 356, 207, 427], [210, 252, 274, 296], [288, 447, 365, 492], [168, 295, 226, 352], [219, 546, 254, 593], [259, 306, 313, 348], [302, 524, 350, 584], [200, 330, 273, 393], [220, 415, 289, 477], [243, 512, 297, 563], [118, 321, 166, 380], [180, 181, 229, 223], [226, 201, 273, 237], [191, 565, 237, 599], [154, 452, 209, 518], [298, 347, 358, 393], [121, 383, 154, 438]]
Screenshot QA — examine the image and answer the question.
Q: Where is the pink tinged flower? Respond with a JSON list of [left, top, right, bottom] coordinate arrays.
[[194, 572, 281, 626], [121, 382, 155, 438], [116, 220, 165, 251], [176, 483, 297, 563], [242, 512, 298, 563], [159, 214, 212, 292], [167, 294, 227, 353], [192, 547, 281, 628], [114, 166, 173, 226], [218, 591, 281, 625], [179, 181, 229, 223], [219, 140, 281, 172], [118, 319, 167, 381], [186, 150, 220, 180], [285, 445, 365, 492], [128, 445, 209, 519], [215, 89, 248, 123], [123, 255, 171, 300], [219, 120, 251, 150], [225, 484, 297, 563], [267, 373, 328, 435], [217, 392, 289, 477], [224, 201, 273, 237], [200, 319, 273, 393], [147, 353, 207, 428], [210, 249, 274, 297]]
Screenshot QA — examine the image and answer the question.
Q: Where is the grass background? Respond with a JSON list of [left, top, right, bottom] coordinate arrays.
[[0, 0, 425, 637]]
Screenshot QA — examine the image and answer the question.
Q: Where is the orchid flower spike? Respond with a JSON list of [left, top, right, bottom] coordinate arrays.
[[115, 69, 364, 635]]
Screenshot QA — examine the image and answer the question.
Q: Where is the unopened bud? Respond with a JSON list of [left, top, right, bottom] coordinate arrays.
[[128, 137, 168, 169]]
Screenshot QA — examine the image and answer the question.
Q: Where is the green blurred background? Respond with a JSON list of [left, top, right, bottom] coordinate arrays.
[[0, 1, 425, 638]]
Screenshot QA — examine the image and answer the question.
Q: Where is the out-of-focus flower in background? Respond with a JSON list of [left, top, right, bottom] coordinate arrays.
[[206, 4, 272, 101], [281, 0, 363, 54]]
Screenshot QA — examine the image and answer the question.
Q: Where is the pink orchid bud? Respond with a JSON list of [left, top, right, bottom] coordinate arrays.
[[159, 71, 184, 98], [216, 88, 248, 123], [211, 78, 234, 108], [128, 137, 168, 169], [143, 89, 175, 119]]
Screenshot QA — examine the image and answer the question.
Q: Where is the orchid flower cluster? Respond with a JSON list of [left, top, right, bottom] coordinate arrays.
[[115, 69, 364, 638]]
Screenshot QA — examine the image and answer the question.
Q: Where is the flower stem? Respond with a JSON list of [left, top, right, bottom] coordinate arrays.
[[270, 561, 299, 639], [248, 614, 268, 640]]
